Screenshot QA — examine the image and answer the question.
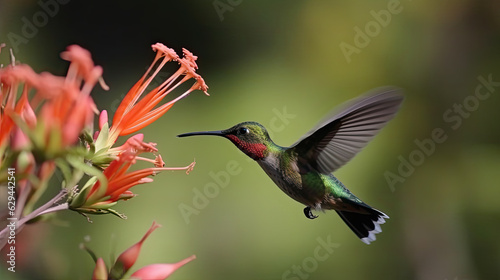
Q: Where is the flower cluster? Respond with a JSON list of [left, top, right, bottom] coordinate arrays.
[[0, 42, 208, 246]]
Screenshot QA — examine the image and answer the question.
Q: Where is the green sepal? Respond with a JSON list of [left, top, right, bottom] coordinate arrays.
[[68, 176, 98, 208], [109, 259, 126, 280], [67, 155, 108, 205], [91, 148, 115, 168], [86, 200, 117, 210], [71, 207, 127, 219], [89, 122, 115, 168], [94, 122, 110, 151]]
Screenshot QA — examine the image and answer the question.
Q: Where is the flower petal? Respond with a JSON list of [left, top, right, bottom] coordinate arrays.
[[130, 255, 196, 280]]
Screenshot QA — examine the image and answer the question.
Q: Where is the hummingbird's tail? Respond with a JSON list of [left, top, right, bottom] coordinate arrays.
[[335, 208, 389, 245]]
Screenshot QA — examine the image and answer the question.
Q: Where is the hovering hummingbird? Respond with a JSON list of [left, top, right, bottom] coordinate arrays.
[[178, 88, 403, 244]]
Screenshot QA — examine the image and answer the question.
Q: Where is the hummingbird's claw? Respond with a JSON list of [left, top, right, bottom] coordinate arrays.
[[304, 206, 318, 219]]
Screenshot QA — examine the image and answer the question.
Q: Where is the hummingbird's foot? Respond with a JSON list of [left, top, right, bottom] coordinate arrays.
[[303, 206, 318, 219]]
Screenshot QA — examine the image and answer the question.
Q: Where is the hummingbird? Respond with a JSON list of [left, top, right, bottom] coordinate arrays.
[[178, 87, 403, 244]]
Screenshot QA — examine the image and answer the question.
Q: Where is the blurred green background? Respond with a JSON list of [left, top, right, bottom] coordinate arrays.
[[1, 0, 500, 279]]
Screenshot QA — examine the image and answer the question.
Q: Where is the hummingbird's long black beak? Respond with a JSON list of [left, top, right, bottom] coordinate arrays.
[[177, 130, 225, 138]]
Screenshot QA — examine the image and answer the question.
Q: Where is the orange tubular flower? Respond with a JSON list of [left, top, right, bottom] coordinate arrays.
[[107, 43, 208, 146], [0, 65, 38, 150], [61, 43, 207, 218], [0, 45, 105, 159], [69, 134, 195, 215]]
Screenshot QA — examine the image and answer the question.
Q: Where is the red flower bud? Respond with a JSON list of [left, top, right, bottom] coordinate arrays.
[[130, 255, 196, 280], [109, 221, 161, 278]]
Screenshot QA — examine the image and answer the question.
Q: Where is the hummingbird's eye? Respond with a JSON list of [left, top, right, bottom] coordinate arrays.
[[238, 127, 249, 135]]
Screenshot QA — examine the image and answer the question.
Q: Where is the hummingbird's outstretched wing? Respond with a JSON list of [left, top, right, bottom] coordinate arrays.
[[292, 87, 403, 174]]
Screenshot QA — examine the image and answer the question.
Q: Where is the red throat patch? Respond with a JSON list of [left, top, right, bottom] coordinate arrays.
[[226, 135, 266, 160]]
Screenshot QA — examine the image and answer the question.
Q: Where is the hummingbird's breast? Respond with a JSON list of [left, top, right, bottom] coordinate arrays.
[[257, 151, 324, 207]]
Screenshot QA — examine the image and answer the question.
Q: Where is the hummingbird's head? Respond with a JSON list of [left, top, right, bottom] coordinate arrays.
[[178, 121, 273, 160]]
